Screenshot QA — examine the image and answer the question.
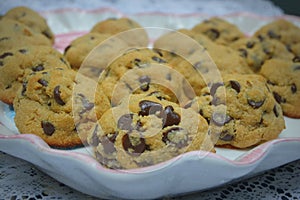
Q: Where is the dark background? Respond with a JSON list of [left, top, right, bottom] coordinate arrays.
[[271, 0, 300, 16]]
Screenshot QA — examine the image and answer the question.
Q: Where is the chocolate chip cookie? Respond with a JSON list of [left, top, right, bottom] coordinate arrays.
[[87, 94, 214, 169], [98, 48, 190, 106], [154, 29, 252, 75], [259, 59, 300, 118], [0, 19, 52, 51], [254, 19, 300, 48], [64, 32, 111, 70], [186, 74, 285, 148], [191, 17, 246, 45], [0, 45, 70, 105], [230, 37, 294, 72], [90, 17, 149, 47], [13, 68, 110, 148], [3, 6, 54, 43]]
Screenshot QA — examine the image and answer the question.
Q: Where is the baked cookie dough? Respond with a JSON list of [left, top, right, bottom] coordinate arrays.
[[98, 48, 190, 106], [64, 32, 111, 70], [191, 17, 246, 45], [230, 37, 294, 72], [259, 59, 300, 118], [87, 94, 214, 169], [154, 29, 252, 74], [90, 17, 149, 47], [13, 67, 110, 148], [0, 19, 52, 51], [186, 74, 285, 148], [2, 6, 55, 43], [0, 45, 70, 104]]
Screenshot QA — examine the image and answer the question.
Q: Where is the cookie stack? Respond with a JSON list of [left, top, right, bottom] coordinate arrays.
[[0, 6, 299, 169]]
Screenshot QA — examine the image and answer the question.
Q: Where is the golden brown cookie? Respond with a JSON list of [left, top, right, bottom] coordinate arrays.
[[0, 19, 52, 51], [186, 74, 285, 148], [259, 59, 300, 118], [3, 6, 55, 43], [13, 68, 110, 148], [90, 17, 149, 47], [64, 32, 112, 70], [191, 17, 245, 45], [254, 19, 300, 48], [98, 48, 190, 106], [87, 94, 214, 169], [0, 46, 70, 105], [230, 37, 294, 72]]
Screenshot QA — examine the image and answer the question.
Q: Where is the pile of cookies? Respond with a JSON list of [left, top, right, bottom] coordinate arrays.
[[0, 6, 299, 169]]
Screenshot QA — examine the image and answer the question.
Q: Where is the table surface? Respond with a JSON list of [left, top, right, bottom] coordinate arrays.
[[0, 0, 299, 199]]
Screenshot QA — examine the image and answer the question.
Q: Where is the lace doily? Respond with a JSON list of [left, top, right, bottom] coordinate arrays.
[[1, 152, 299, 199], [1, 0, 299, 199]]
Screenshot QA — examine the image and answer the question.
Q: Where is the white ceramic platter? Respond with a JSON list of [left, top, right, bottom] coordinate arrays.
[[0, 9, 300, 199]]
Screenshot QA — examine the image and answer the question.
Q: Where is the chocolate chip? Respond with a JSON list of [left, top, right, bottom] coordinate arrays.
[[122, 134, 147, 154], [238, 48, 248, 58], [211, 112, 232, 126], [18, 49, 27, 54], [134, 58, 141, 63], [0, 52, 13, 59], [32, 64, 44, 72], [219, 131, 234, 141], [162, 127, 187, 148], [263, 48, 272, 56], [135, 120, 144, 132], [101, 132, 118, 154], [5, 84, 11, 89], [291, 83, 297, 94], [273, 92, 286, 104], [292, 56, 300, 63], [267, 80, 276, 85], [257, 35, 264, 42], [246, 41, 255, 48], [138, 100, 163, 116], [267, 30, 281, 39], [41, 121, 55, 136], [166, 73, 172, 81], [247, 99, 265, 108], [211, 96, 224, 106], [38, 79, 48, 87], [117, 114, 133, 130], [64, 45, 71, 54], [154, 50, 163, 57], [152, 56, 166, 63], [53, 85, 65, 105], [0, 37, 9, 41], [273, 105, 279, 117], [139, 75, 151, 91], [293, 65, 300, 71], [0, 61, 3, 66], [21, 81, 27, 96], [162, 127, 182, 143], [139, 75, 151, 84], [78, 94, 94, 111], [210, 82, 224, 96], [42, 30, 52, 40], [229, 80, 241, 93], [89, 125, 99, 146], [205, 28, 220, 40], [161, 106, 181, 128], [60, 57, 68, 66]]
